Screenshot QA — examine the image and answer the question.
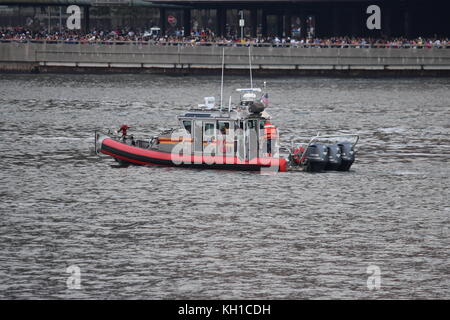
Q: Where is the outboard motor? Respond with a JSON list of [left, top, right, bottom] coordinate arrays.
[[302, 143, 328, 172], [325, 144, 342, 171], [337, 141, 355, 171]]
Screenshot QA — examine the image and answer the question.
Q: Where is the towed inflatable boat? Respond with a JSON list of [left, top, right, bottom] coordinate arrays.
[[95, 86, 359, 173]]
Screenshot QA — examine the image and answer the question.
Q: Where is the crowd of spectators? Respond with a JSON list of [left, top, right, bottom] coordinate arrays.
[[1, 26, 449, 49]]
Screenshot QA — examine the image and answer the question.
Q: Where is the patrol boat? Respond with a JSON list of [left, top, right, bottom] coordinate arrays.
[[95, 47, 358, 172], [94, 86, 359, 173]]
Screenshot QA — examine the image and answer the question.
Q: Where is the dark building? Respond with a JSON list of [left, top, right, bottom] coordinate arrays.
[[151, 0, 450, 38], [0, 0, 448, 38]]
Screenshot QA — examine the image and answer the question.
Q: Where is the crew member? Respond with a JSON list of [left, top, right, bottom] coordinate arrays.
[[219, 127, 227, 154], [263, 120, 278, 156], [118, 124, 131, 141]]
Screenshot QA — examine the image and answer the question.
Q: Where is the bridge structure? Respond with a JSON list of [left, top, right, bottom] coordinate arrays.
[[1, 39, 449, 75]]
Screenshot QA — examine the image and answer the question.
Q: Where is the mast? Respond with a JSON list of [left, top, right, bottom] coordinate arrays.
[[220, 47, 225, 111], [248, 45, 253, 89]]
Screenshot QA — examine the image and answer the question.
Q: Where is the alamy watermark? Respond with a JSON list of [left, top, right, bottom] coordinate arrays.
[[366, 265, 381, 290], [63, 5, 380, 32], [366, 5, 381, 30], [169, 127, 280, 174], [66, 5, 81, 30], [65, 5, 381, 33], [66, 265, 81, 289]]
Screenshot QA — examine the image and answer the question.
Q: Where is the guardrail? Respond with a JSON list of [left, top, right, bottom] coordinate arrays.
[[2, 39, 450, 73], [1, 39, 450, 49]]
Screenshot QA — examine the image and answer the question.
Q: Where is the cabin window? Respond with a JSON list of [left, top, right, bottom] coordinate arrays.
[[183, 120, 192, 134], [204, 122, 215, 136], [247, 120, 257, 129], [260, 120, 265, 130], [218, 121, 230, 135]]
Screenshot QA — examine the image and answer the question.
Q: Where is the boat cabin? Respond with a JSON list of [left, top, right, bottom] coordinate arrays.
[[153, 88, 276, 161]]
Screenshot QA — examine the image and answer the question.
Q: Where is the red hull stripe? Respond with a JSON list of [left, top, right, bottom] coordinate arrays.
[[101, 138, 287, 172], [101, 149, 167, 166], [103, 138, 173, 160]]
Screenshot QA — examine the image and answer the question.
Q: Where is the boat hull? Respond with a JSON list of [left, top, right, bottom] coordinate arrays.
[[100, 138, 287, 172]]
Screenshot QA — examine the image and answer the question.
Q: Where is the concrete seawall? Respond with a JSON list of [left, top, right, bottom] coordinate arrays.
[[1, 41, 450, 75]]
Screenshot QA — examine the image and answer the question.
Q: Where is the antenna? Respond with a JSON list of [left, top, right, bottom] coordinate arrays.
[[248, 45, 253, 89], [220, 47, 225, 111]]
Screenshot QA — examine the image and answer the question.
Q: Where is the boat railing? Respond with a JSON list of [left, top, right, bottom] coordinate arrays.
[[3, 39, 450, 49], [94, 129, 117, 155], [278, 145, 292, 155]]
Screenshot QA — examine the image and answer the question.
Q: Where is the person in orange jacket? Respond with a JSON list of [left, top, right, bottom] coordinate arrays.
[[263, 120, 278, 156]]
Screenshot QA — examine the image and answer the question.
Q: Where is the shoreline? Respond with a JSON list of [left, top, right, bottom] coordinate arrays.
[[1, 62, 450, 77]]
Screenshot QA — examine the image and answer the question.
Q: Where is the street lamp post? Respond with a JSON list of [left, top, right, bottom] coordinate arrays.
[[239, 10, 245, 42]]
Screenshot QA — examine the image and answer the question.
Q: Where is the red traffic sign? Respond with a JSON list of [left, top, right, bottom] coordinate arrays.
[[167, 15, 177, 26]]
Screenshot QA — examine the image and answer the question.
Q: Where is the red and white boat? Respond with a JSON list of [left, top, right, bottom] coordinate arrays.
[[95, 87, 358, 173], [95, 48, 358, 172]]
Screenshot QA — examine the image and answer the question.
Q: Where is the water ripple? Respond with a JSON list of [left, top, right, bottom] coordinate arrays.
[[0, 74, 449, 299]]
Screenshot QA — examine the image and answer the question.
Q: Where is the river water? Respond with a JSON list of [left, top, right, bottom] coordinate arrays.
[[0, 74, 449, 299]]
